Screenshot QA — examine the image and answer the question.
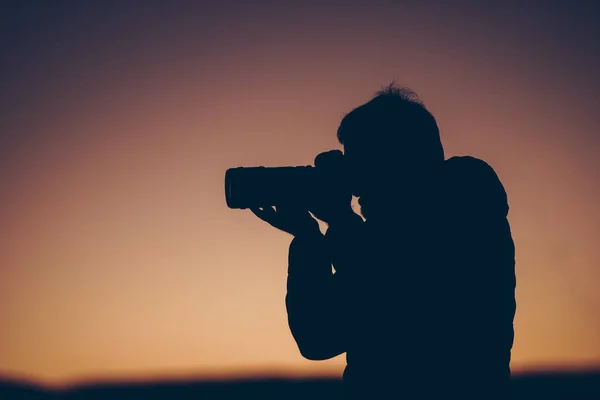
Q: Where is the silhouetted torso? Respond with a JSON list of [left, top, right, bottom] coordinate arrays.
[[286, 156, 516, 400]]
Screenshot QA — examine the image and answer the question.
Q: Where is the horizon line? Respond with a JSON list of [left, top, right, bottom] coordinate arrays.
[[3, 363, 600, 391]]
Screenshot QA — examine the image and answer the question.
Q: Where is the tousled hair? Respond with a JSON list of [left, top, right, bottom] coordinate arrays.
[[337, 82, 444, 163]]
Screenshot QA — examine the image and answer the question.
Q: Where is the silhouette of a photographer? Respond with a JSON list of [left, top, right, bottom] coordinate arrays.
[[252, 85, 516, 400]]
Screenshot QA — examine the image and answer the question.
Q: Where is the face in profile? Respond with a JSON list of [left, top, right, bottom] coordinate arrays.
[[342, 134, 404, 200], [337, 89, 444, 214]]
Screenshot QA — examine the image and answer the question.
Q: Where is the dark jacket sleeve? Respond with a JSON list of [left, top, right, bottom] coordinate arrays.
[[285, 213, 365, 360], [470, 159, 516, 362], [447, 156, 516, 372]]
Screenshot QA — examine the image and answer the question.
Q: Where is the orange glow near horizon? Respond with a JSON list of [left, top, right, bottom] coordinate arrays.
[[1, 2, 599, 386]]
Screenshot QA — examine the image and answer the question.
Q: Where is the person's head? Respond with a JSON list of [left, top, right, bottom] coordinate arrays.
[[337, 83, 444, 201]]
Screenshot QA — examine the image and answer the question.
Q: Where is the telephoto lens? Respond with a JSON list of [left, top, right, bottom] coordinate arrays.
[[224, 166, 318, 209]]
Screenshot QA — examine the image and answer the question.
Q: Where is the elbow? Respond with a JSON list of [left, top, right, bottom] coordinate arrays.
[[295, 336, 342, 361], [298, 344, 336, 361]]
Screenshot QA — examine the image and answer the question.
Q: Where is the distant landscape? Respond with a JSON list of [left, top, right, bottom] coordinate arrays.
[[2, 370, 600, 400]]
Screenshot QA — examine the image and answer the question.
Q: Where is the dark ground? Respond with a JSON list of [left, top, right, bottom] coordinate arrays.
[[1, 371, 599, 399]]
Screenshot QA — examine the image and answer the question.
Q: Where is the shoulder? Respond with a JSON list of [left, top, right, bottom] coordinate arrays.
[[445, 156, 498, 180], [444, 156, 509, 217]]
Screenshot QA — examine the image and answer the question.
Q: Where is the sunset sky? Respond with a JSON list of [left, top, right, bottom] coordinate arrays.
[[1, 0, 599, 386]]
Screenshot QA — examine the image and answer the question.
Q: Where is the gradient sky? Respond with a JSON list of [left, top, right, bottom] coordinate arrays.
[[1, 0, 599, 386]]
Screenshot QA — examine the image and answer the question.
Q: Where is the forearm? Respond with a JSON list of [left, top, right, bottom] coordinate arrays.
[[324, 210, 365, 272], [286, 232, 333, 325], [286, 233, 345, 360]]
